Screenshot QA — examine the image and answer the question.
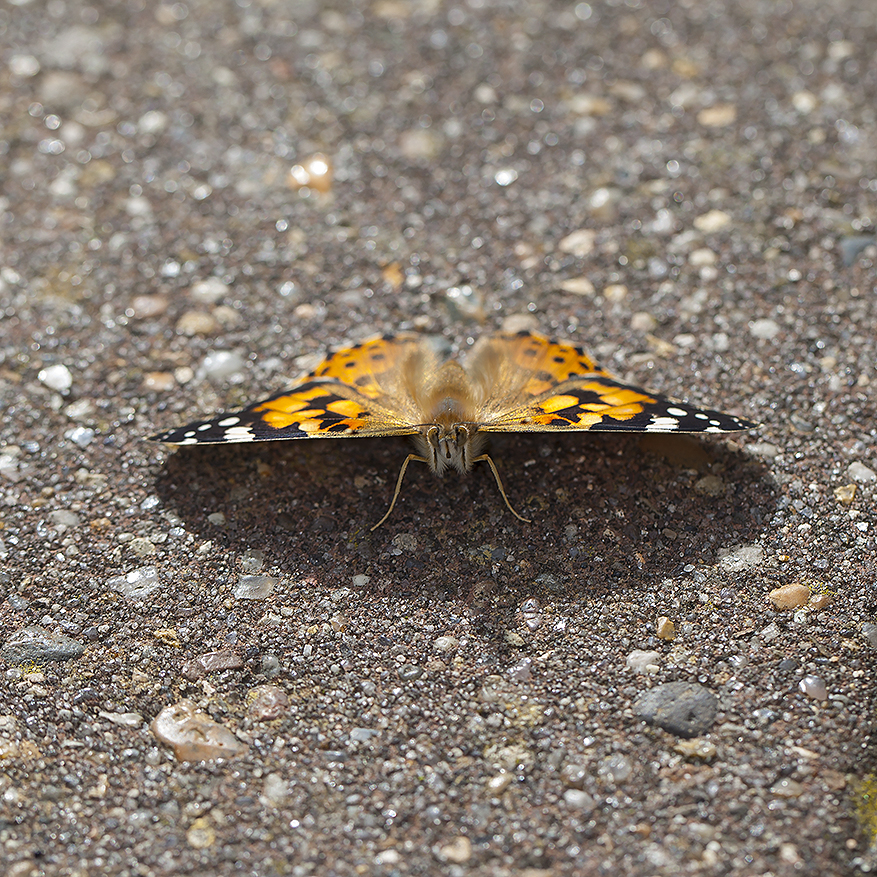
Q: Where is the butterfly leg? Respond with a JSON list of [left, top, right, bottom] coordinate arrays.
[[471, 454, 531, 524], [370, 454, 429, 531]]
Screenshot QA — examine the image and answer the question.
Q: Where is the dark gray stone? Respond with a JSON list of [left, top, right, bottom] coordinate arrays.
[[2, 625, 85, 665], [634, 681, 718, 738]]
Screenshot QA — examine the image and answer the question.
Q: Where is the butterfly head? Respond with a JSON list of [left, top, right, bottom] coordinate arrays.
[[413, 422, 488, 475]]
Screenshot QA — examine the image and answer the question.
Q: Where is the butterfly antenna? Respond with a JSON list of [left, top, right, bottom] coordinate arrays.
[[371, 454, 428, 531], [472, 454, 531, 524]]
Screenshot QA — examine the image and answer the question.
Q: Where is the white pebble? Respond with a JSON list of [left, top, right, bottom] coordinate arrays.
[[197, 350, 246, 382], [626, 649, 662, 674], [798, 675, 827, 701], [108, 566, 162, 600], [749, 318, 780, 340], [190, 277, 229, 304], [233, 575, 278, 600], [38, 364, 73, 393], [848, 462, 876, 483]]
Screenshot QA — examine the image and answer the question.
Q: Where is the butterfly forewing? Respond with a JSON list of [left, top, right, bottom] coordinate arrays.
[[150, 334, 427, 445], [470, 331, 755, 435]]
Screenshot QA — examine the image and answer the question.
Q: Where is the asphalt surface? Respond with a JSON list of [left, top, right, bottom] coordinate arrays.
[[1, 1, 876, 875]]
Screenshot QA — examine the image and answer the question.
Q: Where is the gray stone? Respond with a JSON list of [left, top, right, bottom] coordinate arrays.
[[2, 625, 85, 665], [634, 682, 718, 738]]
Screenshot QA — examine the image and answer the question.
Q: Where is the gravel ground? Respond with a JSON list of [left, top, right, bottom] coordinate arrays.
[[1, 1, 876, 875]]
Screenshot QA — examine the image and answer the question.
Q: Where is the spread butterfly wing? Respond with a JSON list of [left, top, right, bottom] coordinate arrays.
[[150, 335, 428, 444], [470, 331, 756, 434]]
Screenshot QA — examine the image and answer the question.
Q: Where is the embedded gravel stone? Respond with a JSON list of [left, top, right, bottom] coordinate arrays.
[[181, 650, 244, 681], [1, 625, 85, 664], [151, 700, 246, 761], [634, 682, 719, 738], [107, 566, 162, 600], [247, 684, 290, 721]]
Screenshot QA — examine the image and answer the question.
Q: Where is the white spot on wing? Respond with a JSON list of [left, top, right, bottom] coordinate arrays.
[[666, 407, 688, 417], [222, 426, 256, 442], [645, 416, 680, 432], [218, 416, 240, 427]]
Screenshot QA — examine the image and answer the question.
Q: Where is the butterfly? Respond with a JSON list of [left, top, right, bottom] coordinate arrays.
[[150, 330, 756, 530]]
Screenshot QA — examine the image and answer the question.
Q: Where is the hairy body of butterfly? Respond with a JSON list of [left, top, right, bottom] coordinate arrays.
[[150, 330, 756, 529]]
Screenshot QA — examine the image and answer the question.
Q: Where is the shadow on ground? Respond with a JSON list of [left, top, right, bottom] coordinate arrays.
[[154, 431, 776, 602]]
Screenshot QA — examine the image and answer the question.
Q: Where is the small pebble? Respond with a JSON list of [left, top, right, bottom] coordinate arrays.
[[848, 462, 876, 483], [656, 617, 676, 641], [598, 754, 633, 784], [175, 311, 219, 336], [260, 773, 290, 807], [558, 228, 596, 257], [98, 711, 144, 727], [631, 311, 658, 332], [444, 285, 485, 322], [693, 209, 731, 232], [350, 727, 380, 743], [697, 103, 737, 127], [486, 771, 513, 794], [673, 738, 717, 760], [433, 636, 459, 653], [759, 622, 781, 642], [798, 675, 827, 701], [49, 509, 81, 529], [694, 475, 725, 496], [768, 583, 810, 610], [67, 427, 95, 447], [129, 294, 169, 318], [840, 235, 876, 266], [399, 128, 444, 161], [771, 778, 804, 798], [143, 371, 176, 392], [833, 484, 857, 504], [197, 350, 246, 383], [562, 789, 597, 812], [560, 762, 588, 789], [182, 650, 244, 681], [1, 625, 85, 664], [233, 575, 279, 600], [186, 817, 215, 849], [749, 318, 781, 340], [437, 836, 472, 864], [151, 700, 246, 761], [128, 537, 156, 556], [38, 364, 73, 393], [288, 153, 332, 193], [809, 593, 833, 611], [559, 277, 596, 296], [190, 278, 229, 304], [626, 649, 662, 674], [862, 623, 877, 649], [634, 682, 718, 738], [718, 544, 764, 572], [107, 566, 162, 600], [240, 549, 266, 573], [248, 684, 290, 720], [260, 655, 282, 677]]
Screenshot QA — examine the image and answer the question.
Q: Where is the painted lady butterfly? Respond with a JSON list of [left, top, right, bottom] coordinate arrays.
[[151, 331, 756, 529]]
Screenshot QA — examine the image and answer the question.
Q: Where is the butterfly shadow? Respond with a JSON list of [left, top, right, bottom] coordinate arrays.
[[153, 430, 777, 614]]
